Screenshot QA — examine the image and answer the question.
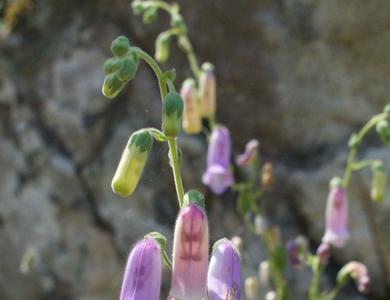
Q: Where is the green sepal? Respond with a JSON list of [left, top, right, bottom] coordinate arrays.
[[336, 265, 351, 286], [164, 92, 184, 116], [130, 129, 153, 152], [183, 190, 205, 209], [102, 73, 126, 99], [111, 36, 130, 57], [104, 57, 122, 75], [164, 69, 176, 82], [117, 57, 138, 82]]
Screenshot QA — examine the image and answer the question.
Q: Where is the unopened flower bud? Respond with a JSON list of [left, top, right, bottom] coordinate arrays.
[[170, 14, 187, 33], [102, 73, 127, 99], [116, 57, 138, 82], [322, 177, 349, 247], [371, 161, 387, 203], [162, 92, 184, 137], [207, 239, 241, 300], [316, 243, 330, 266], [376, 119, 390, 145], [261, 162, 273, 189], [236, 139, 259, 166], [143, 7, 158, 24], [180, 79, 202, 134], [131, 0, 145, 15], [155, 31, 170, 63], [199, 62, 216, 118], [104, 57, 121, 75], [258, 260, 270, 286], [119, 238, 162, 300], [254, 215, 268, 235], [265, 291, 277, 300], [111, 36, 130, 57], [202, 126, 234, 195], [183, 189, 205, 208], [286, 239, 301, 268], [244, 276, 258, 300], [168, 203, 209, 300], [111, 129, 153, 197], [337, 261, 369, 294], [231, 235, 243, 251]]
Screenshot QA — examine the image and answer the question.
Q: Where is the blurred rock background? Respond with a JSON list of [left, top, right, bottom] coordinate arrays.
[[0, 0, 389, 299]]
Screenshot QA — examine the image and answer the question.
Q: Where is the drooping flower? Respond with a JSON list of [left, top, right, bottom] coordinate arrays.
[[111, 129, 153, 197], [322, 177, 350, 247], [168, 202, 209, 300], [207, 238, 241, 300], [202, 125, 234, 195], [180, 78, 202, 135], [162, 92, 184, 138], [337, 261, 370, 293], [119, 238, 162, 300], [370, 161, 387, 203], [199, 62, 216, 118], [236, 139, 259, 166]]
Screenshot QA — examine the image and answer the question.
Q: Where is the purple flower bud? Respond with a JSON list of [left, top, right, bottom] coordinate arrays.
[[338, 261, 370, 293], [236, 139, 259, 166], [286, 239, 301, 268], [168, 203, 209, 300], [322, 178, 350, 247], [207, 238, 241, 300], [119, 238, 162, 300], [202, 125, 234, 195], [316, 243, 330, 266]]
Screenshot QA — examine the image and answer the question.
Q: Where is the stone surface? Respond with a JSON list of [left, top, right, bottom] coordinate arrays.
[[0, 0, 389, 299]]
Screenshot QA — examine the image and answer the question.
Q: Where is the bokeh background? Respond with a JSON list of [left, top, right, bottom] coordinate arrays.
[[0, 0, 389, 299]]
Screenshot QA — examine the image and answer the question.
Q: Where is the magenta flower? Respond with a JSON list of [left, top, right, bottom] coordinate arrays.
[[207, 238, 241, 300], [168, 203, 209, 300], [236, 139, 259, 166], [322, 178, 350, 247], [339, 261, 370, 293], [119, 238, 162, 300], [202, 125, 234, 195]]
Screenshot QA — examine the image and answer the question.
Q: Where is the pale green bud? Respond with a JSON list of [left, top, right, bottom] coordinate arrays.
[[162, 92, 184, 137], [116, 57, 138, 82], [155, 32, 171, 63], [102, 73, 126, 99], [371, 161, 387, 203], [376, 119, 390, 145], [199, 62, 216, 118], [111, 129, 153, 197]]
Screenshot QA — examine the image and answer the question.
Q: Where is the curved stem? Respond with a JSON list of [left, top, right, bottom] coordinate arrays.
[[168, 137, 185, 208], [135, 47, 185, 208], [134, 47, 168, 100], [342, 113, 385, 188]]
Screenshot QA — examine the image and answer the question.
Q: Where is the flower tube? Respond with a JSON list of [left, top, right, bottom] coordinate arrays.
[[207, 238, 241, 300], [199, 62, 216, 118], [322, 177, 350, 247], [119, 238, 162, 300], [168, 202, 209, 300], [111, 129, 153, 197], [202, 125, 234, 195], [180, 79, 202, 134]]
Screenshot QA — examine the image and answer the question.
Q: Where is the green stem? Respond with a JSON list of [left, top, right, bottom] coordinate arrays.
[[168, 137, 185, 207], [352, 159, 381, 171], [135, 47, 185, 208], [308, 257, 322, 300], [342, 113, 385, 188], [162, 250, 172, 269], [134, 47, 168, 100]]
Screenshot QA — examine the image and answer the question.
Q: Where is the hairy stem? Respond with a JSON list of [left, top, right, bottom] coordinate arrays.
[[168, 137, 185, 208]]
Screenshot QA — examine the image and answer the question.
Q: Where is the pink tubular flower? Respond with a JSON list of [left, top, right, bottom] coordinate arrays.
[[202, 125, 234, 195], [168, 203, 209, 300], [316, 243, 330, 266], [207, 238, 241, 300], [322, 177, 350, 247], [236, 139, 259, 166], [119, 238, 162, 300]]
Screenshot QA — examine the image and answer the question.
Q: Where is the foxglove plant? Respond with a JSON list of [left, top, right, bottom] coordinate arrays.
[[98, 2, 390, 300]]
